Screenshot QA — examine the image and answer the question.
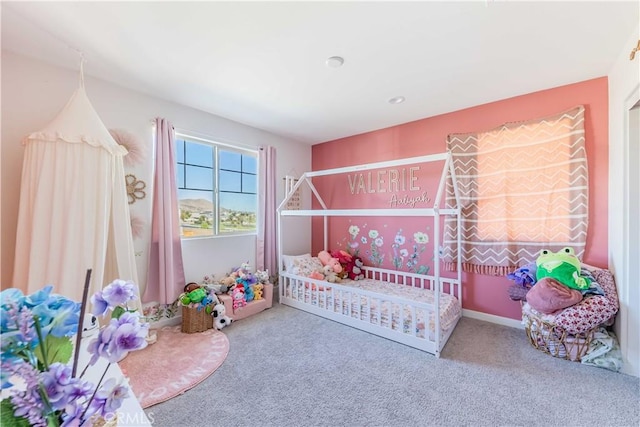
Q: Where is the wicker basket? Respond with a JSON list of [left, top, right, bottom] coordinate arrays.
[[181, 305, 213, 333], [522, 311, 595, 362]]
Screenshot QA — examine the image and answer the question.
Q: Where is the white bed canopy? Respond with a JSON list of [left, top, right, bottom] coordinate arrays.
[[13, 83, 139, 302]]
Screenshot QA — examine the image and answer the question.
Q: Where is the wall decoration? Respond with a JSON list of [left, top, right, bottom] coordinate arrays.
[[130, 212, 145, 240], [284, 175, 301, 210], [110, 128, 146, 166], [126, 174, 146, 204]]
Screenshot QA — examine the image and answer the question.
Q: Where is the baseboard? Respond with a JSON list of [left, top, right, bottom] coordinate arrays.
[[462, 309, 524, 330], [149, 316, 182, 329]]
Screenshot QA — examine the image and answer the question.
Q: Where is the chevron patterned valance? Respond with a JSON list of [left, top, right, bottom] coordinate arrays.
[[443, 105, 588, 276]]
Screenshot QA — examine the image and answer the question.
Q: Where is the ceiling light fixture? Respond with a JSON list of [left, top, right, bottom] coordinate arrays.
[[388, 96, 405, 104], [326, 56, 344, 68]]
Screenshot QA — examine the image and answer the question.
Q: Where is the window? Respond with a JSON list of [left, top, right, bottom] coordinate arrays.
[[176, 135, 257, 238]]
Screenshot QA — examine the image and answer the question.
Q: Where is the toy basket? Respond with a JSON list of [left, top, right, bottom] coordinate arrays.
[[181, 305, 213, 333], [522, 311, 595, 362]]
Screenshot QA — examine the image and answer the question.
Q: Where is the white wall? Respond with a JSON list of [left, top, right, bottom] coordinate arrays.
[[608, 23, 640, 377], [1, 51, 312, 295]]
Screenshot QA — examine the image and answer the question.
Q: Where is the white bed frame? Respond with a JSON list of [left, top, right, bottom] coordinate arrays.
[[277, 152, 462, 357]]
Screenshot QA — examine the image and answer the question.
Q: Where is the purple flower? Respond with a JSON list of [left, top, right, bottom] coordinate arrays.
[[87, 377, 129, 418], [102, 280, 137, 307], [90, 291, 110, 317], [41, 363, 73, 411], [88, 312, 148, 364]]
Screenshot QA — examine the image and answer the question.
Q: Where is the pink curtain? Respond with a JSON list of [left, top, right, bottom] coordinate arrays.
[[256, 145, 277, 275], [144, 118, 185, 304]]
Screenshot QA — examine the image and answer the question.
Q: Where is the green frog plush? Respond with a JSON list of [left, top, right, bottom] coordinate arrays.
[[536, 247, 590, 290]]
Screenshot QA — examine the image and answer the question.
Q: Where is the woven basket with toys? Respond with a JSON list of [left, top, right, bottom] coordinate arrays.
[[179, 282, 218, 333]]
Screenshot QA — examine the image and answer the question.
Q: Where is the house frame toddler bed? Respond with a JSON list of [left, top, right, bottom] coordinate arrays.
[[277, 152, 462, 357]]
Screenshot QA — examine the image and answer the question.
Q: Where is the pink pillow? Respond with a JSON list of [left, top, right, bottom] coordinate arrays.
[[526, 277, 583, 314]]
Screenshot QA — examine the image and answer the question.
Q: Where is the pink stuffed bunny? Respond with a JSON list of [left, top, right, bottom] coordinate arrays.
[[318, 250, 343, 274]]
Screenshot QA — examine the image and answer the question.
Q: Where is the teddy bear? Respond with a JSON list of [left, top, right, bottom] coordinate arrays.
[[318, 250, 343, 275], [211, 303, 233, 330], [322, 264, 339, 283], [232, 286, 247, 310], [253, 283, 264, 300], [346, 256, 365, 280]]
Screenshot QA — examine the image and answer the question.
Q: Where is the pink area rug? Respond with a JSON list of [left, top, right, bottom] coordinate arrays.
[[118, 325, 229, 408]]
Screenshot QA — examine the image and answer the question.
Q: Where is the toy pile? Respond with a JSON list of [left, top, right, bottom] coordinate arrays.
[[203, 262, 270, 311]]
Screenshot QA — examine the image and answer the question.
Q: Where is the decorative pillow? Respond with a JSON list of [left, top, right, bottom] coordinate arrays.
[[282, 253, 311, 272], [291, 257, 324, 277], [526, 277, 583, 314]]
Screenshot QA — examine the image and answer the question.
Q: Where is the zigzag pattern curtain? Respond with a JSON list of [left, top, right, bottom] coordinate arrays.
[[443, 105, 588, 275]]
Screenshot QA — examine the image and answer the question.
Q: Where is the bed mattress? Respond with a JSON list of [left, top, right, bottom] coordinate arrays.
[[285, 277, 461, 339]]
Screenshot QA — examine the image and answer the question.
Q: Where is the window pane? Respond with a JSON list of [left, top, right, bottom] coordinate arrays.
[[219, 193, 257, 233], [220, 170, 241, 192], [220, 150, 241, 171], [242, 155, 257, 174], [185, 142, 213, 167], [176, 164, 185, 188], [185, 165, 213, 190], [178, 189, 214, 238], [176, 139, 185, 163], [242, 173, 257, 193]]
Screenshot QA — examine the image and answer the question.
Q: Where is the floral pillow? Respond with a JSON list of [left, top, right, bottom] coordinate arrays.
[[282, 253, 311, 272], [291, 257, 324, 277]]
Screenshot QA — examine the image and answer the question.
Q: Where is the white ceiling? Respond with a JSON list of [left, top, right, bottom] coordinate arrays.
[[2, 1, 638, 145]]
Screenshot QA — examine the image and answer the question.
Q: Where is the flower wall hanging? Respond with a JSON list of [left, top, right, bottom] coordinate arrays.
[[125, 174, 146, 205], [109, 129, 146, 167]]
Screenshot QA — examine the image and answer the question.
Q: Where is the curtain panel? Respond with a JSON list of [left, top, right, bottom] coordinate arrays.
[[442, 105, 588, 275]]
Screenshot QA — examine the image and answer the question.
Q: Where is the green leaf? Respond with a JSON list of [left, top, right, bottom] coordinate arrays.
[[112, 305, 126, 319], [35, 335, 73, 366], [0, 399, 31, 427]]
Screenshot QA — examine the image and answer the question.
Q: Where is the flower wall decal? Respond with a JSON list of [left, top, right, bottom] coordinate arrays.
[[125, 174, 146, 205], [109, 129, 146, 167], [129, 213, 144, 240]]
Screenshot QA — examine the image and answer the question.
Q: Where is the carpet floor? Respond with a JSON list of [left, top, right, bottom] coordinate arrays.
[[118, 325, 229, 408]]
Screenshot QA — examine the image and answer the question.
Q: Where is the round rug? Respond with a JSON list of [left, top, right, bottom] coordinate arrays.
[[118, 325, 229, 408]]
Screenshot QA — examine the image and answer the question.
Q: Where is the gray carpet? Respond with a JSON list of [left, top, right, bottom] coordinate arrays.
[[146, 303, 639, 427]]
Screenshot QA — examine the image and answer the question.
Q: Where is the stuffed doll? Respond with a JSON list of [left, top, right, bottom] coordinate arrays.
[[322, 265, 339, 283], [253, 283, 264, 300], [318, 250, 343, 274], [536, 247, 590, 290], [232, 286, 247, 310], [212, 303, 233, 330], [346, 257, 365, 280], [244, 284, 255, 302]]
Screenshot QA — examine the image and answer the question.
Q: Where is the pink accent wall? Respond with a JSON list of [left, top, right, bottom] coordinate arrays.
[[311, 77, 609, 320]]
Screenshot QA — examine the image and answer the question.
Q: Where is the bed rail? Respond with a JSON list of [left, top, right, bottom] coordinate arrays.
[[279, 268, 461, 357]]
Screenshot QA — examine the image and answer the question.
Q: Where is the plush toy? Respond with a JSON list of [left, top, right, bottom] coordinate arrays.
[[232, 286, 247, 310], [180, 287, 207, 305], [536, 247, 591, 290], [212, 303, 233, 330], [253, 283, 264, 300], [322, 265, 339, 283], [346, 256, 365, 280], [318, 250, 343, 274], [244, 284, 255, 302]]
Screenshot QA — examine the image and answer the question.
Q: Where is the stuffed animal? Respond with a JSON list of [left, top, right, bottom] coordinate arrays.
[[536, 247, 590, 290], [232, 286, 247, 310], [212, 303, 233, 330], [322, 265, 339, 283], [318, 250, 343, 274], [244, 284, 255, 302], [346, 256, 365, 280], [253, 283, 264, 300], [180, 286, 207, 305]]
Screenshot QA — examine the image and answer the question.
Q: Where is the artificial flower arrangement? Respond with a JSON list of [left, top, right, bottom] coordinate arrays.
[[0, 277, 148, 427]]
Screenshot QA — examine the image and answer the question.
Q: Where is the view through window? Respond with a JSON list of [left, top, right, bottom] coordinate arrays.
[[176, 135, 257, 238]]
